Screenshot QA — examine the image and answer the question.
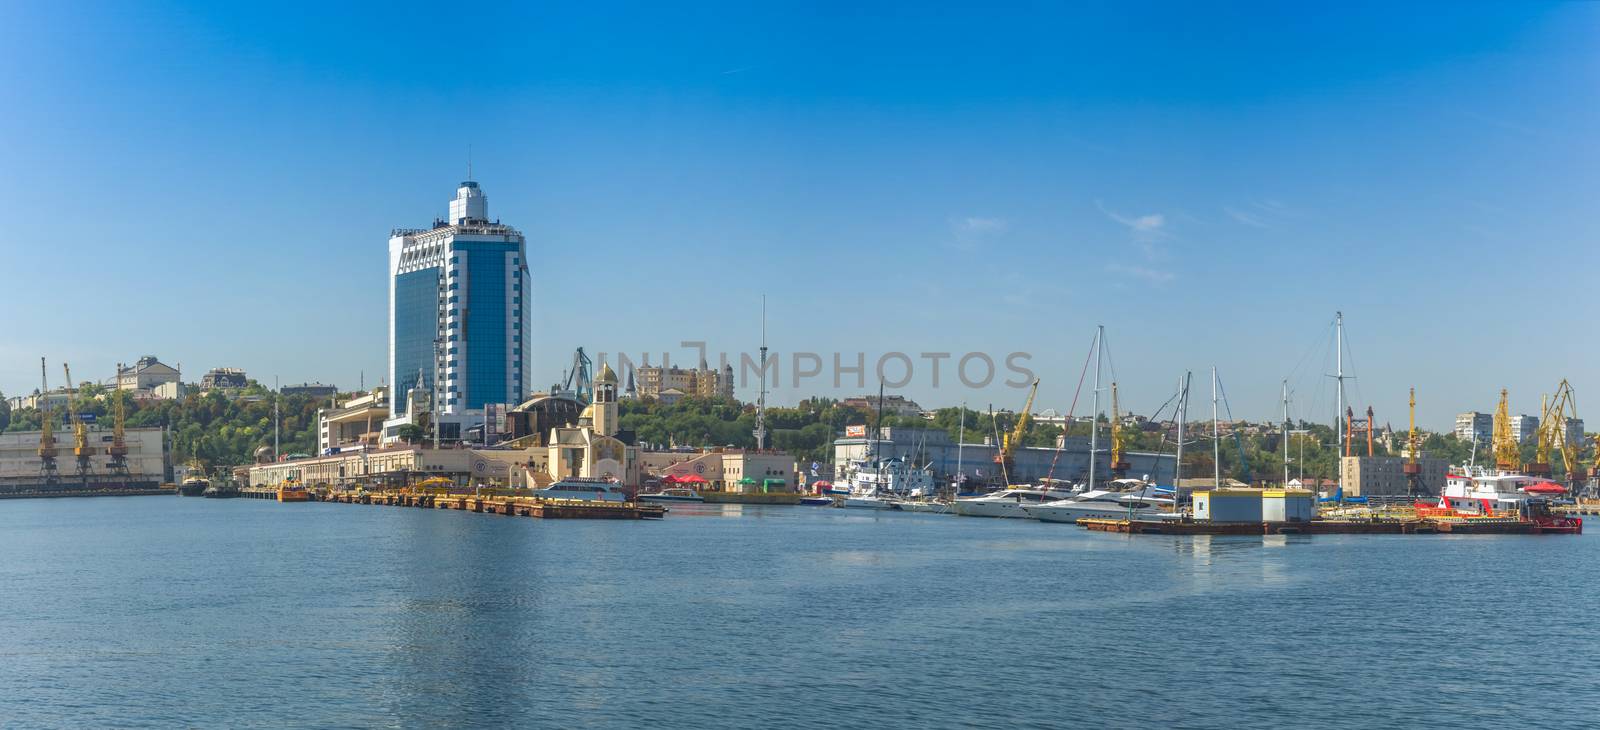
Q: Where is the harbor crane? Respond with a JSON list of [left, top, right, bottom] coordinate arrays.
[[1403, 388, 1426, 497], [63, 362, 92, 481], [1533, 379, 1581, 488], [555, 347, 594, 405], [37, 357, 58, 483], [993, 378, 1040, 483], [1492, 388, 1520, 473], [107, 387, 129, 477], [1344, 406, 1375, 457], [1109, 382, 1129, 478]]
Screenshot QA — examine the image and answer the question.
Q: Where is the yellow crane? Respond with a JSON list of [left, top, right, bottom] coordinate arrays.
[[1538, 379, 1580, 487], [107, 388, 129, 476], [37, 357, 58, 481], [1110, 382, 1129, 477], [1492, 388, 1519, 473], [1403, 388, 1425, 496], [63, 362, 93, 479], [993, 378, 1040, 484]]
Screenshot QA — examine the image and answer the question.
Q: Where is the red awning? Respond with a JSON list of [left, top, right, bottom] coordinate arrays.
[[811, 480, 832, 488], [1525, 482, 1567, 494], [677, 474, 708, 483]]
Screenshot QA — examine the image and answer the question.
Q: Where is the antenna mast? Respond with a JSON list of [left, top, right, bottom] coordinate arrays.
[[753, 296, 768, 450]]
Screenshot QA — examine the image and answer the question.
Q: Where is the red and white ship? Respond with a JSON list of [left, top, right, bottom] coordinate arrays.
[[1418, 467, 1582, 534]]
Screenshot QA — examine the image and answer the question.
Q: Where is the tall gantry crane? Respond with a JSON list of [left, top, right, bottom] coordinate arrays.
[[1538, 379, 1581, 488], [993, 378, 1040, 485], [1403, 388, 1426, 496], [63, 363, 92, 482], [107, 387, 129, 477], [1492, 388, 1520, 473], [37, 357, 58, 483], [1109, 382, 1129, 478]]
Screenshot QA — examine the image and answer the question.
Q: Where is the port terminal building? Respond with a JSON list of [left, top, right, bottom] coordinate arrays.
[[832, 427, 1176, 486], [0, 426, 169, 492]]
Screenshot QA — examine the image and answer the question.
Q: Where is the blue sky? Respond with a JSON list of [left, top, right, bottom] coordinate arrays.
[[1, 2, 1595, 429]]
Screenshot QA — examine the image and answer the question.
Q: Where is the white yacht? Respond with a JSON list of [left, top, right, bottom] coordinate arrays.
[[840, 456, 936, 510], [1024, 480, 1174, 523], [953, 486, 1079, 518], [534, 478, 629, 502]]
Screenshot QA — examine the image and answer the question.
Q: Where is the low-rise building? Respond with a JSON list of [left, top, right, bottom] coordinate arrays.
[[317, 387, 390, 454], [832, 426, 1176, 487], [115, 356, 181, 394], [636, 449, 798, 491], [283, 382, 338, 399], [839, 395, 924, 418], [635, 362, 735, 402], [1339, 455, 1449, 497], [200, 368, 249, 390]]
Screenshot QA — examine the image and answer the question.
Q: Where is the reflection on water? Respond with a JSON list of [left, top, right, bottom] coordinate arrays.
[[0, 498, 1595, 728]]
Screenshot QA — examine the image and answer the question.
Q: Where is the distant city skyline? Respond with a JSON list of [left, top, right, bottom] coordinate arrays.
[[1, 3, 1596, 431]]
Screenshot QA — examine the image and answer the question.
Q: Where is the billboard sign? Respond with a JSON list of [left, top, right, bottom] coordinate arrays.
[[844, 424, 866, 438]]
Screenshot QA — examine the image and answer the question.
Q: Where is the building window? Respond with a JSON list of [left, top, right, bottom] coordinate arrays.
[[449, 296, 458, 303]]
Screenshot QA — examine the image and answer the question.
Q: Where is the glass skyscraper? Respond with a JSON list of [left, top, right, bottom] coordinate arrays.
[[387, 180, 529, 427]]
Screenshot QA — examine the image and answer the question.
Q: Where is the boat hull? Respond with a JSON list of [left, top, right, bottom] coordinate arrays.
[[842, 496, 895, 510], [638, 493, 705, 503], [700, 491, 803, 505], [954, 500, 1031, 518], [895, 501, 950, 514]]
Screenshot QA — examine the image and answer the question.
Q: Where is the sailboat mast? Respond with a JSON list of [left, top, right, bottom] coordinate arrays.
[[1087, 325, 1103, 490], [955, 403, 965, 491], [1211, 366, 1220, 488], [1175, 372, 1189, 489], [1282, 379, 1291, 487], [1334, 311, 1346, 494]]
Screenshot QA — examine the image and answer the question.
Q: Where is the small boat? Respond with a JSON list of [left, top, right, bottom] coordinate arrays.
[[800, 495, 836, 506], [177, 477, 209, 497], [638, 487, 704, 503], [202, 483, 240, 498]]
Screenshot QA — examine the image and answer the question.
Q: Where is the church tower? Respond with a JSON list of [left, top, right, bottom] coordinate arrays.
[[594, 363, 619, 437]]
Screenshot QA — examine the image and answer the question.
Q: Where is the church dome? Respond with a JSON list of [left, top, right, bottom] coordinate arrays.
[[596, 362, 618, 385]]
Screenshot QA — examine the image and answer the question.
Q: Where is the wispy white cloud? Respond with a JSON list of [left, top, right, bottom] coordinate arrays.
[[1096, 200, 1167, 238], [1106, 263, 1174, 284], [1224, 206, 1269, 228], [957, 216, 1009, 234], [948, 216, 1010, 251]]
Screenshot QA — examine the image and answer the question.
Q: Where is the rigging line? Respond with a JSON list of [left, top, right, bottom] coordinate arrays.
[[1298, 323, 1335, 425], [1101, 329, 1119, 386], [1216, 373, 1252, 482], [1045, 332, 1099, 485], [1284, 316, 1335, 388]]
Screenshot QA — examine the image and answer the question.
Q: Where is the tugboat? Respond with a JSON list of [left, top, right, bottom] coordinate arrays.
[[177, 475, 209, 497], [202, 479, 240, 498]]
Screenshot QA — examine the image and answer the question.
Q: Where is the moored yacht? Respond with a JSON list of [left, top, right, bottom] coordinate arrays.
[[1024, 480, 1174, 523], [534, 478, 629, 502], [954, 485, 1079, 518]]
